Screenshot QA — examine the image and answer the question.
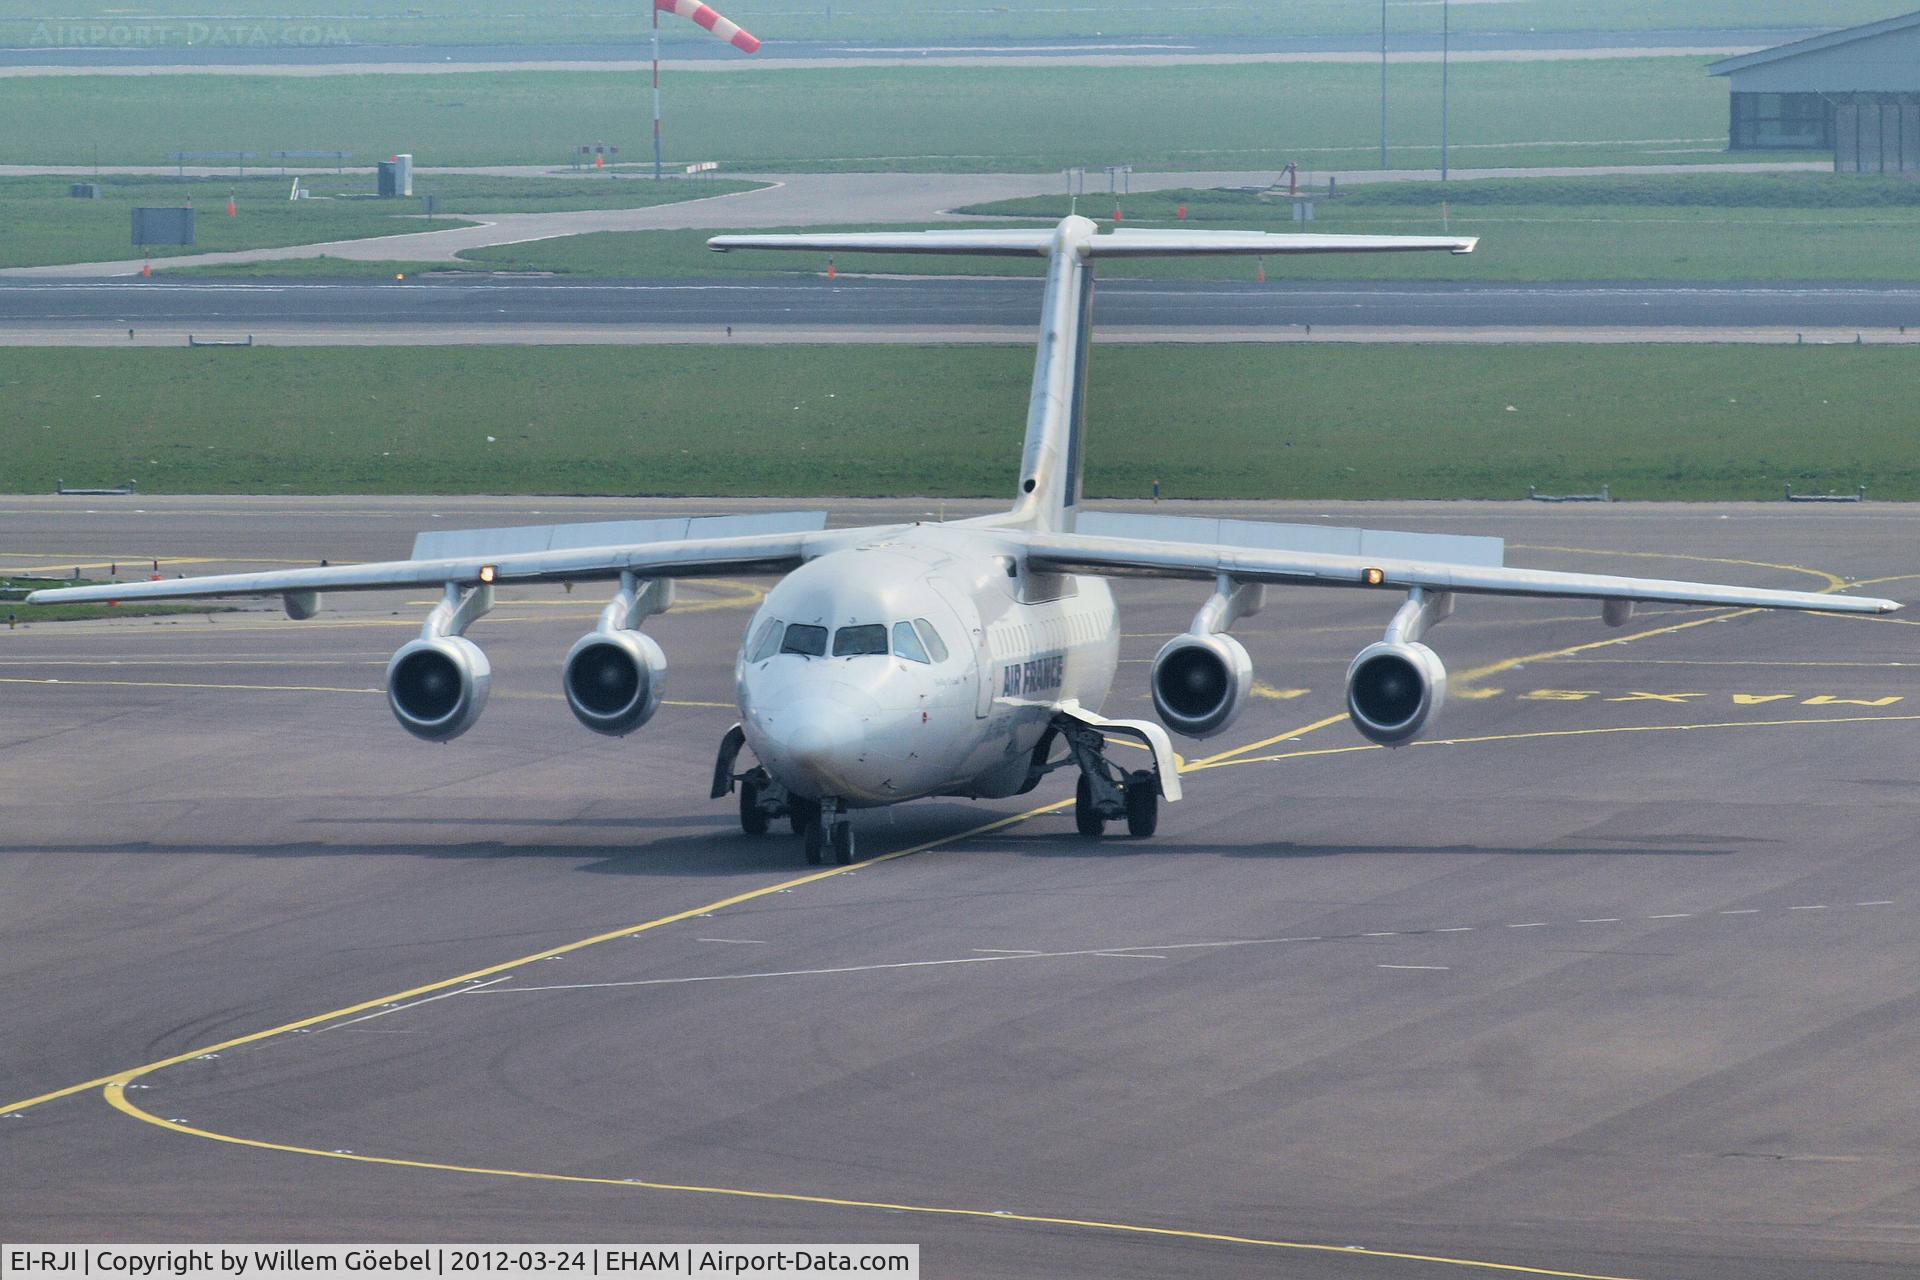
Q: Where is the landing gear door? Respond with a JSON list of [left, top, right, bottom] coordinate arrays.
[[929, 577, 993, 719]]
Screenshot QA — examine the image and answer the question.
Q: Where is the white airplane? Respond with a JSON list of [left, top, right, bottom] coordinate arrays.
[[32, 216, 1900, 865]]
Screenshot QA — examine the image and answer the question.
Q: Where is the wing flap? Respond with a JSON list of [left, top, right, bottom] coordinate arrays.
[[1074, 511, 1503, 569], [1024, 530, 1899, 615], [410, 511, 826, 561], [28, 524, 835, 607]]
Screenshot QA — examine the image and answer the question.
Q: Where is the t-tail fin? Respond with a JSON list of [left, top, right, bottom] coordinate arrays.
[[709, 219, 1476, 532]]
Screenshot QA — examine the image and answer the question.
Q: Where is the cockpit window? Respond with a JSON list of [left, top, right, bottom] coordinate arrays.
[[892, 621, 931, 664], [748, 619, 784, 663], [912, 618, 950, 663], [832, 623, 889, 657], [780, 623, 828, 657]]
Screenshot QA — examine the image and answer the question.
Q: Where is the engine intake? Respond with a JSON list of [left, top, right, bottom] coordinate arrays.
[[387, 635, 491, 742], [1346, 640, 1446, 747], [563, 629, 667, 736], [1150, 632, 1253, 739]]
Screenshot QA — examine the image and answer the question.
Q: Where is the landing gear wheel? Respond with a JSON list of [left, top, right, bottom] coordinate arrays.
[[803, 819, 826, 866], [1124, 772, 1159, 839], [1075, 774, 1106, 840], [831, 821, 856, 866], [739, 779, 770, 836], [789, 796, 820, 837]]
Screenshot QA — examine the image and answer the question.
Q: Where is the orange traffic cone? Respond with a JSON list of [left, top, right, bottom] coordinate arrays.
[[826, 256, 836, 281], [594, 152, 604, 169], [226, 193, 237, 217], [141, 261, 152, 278], [1177, 204, 1187, 220], [1113, 207, 1123, 223]]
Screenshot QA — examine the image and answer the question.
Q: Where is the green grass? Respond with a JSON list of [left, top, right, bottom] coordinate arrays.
[[0, 577, 222, 622], [192, 173, 1916, 283], [0, 174, 760, 268], [0, 59, 1751, 171], [945, 176, 1920, 281], [0, 345, 1911, 501], [0, 1, 1901, 46]]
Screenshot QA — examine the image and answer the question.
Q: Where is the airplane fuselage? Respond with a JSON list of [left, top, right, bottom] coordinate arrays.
[[735, 525, 1118, 807]]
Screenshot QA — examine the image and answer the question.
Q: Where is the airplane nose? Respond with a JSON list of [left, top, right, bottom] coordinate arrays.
[[782, 705, 858, 773], [758, 695, 875, 797]]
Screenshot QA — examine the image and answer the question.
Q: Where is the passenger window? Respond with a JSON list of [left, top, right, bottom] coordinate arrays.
[[780, 623, 828, 657], [748, 619, 784, 663], [892, 621, 930, 664], [832, 623, 889, 657], [913, 618, 950, 663]]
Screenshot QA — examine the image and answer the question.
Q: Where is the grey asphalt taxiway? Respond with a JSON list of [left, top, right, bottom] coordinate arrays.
[[3, 496, 1918, 1278], [7, 276, 1919, 339]]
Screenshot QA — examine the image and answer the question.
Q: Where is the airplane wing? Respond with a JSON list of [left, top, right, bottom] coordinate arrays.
[[1019, 514, 1898, 616], [27, 512, 835, 608], [709, 229, 1477, 258]]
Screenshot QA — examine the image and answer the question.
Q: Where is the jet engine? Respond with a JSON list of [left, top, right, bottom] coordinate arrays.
[[563, 629, 667, 736], [387, 635, 491, 742], [1345, 640, 1446, 747], [1150, 632, 1253, 738]]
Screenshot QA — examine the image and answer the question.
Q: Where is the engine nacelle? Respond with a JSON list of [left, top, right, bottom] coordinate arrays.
[[1345, 640, 1446, 747], [563, 629, 667, 737], [1150, 632, 1254, 739], [387, 635, 491, 742]]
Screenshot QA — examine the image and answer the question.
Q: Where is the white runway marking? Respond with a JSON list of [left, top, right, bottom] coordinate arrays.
[[696, 937, 768, 945], [465, 899, 1899, 998], [322, 976, 510, 1029]]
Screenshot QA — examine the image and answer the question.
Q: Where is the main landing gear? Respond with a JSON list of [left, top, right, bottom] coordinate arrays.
[[1062, 725, 1160, 840], [712, 724, 856, 865], [1025, 704, 1182, 842]]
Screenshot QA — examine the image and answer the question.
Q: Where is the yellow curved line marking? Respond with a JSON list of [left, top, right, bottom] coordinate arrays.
[[0, 675, 731, 711], [1450, 548, 1884, 692], [0, 798, 1071, 1118], [1509, 545, 1850, 592], [95, 1088, 1638, 1280], [1190, 711, 1920, 773]]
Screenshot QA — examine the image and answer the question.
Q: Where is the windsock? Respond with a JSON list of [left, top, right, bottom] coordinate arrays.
[[656, 0, 760, 52]]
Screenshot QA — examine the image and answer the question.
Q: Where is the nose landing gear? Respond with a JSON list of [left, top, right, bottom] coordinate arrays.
[[803, 799, 855, 866]]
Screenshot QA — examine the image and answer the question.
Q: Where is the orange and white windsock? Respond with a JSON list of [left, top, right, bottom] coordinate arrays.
[[656, 0, 760, 53]]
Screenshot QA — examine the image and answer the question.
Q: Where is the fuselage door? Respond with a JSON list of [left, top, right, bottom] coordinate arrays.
[[929, 575, 992, 719]]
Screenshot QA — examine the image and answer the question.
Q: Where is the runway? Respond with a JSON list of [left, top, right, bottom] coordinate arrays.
[[2, 495, 1917, 1277], [0, 29, 1808, 76], [4, 277, 1918, 342]]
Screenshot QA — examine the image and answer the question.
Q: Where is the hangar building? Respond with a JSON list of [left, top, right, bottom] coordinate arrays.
[[1709, 10, 1920, 172]]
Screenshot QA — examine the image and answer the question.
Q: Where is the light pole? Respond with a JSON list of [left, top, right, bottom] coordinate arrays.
[[1379, 0, 1387, 168], [652, 3, 663, 179], [1440, 0, 1450, 182]]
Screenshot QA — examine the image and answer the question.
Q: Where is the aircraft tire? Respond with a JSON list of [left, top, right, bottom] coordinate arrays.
[[739, 780, 770, 835], [803, 819, 826, 865], [1124, 773, 1159, 838], [1074, 774, 1105, 840], [831, 821, 856, 865]]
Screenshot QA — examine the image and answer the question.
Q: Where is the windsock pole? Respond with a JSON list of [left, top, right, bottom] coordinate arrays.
[[650, 1, 760, 182]]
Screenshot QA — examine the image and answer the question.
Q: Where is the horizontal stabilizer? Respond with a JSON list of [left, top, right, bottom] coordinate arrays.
[[1075, 512, 1503, 568], [411, 511, 826, 561], [1087, 230, 1476, 257], [710, 230, 1057, 257], [709, 226, 1476, 259]]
